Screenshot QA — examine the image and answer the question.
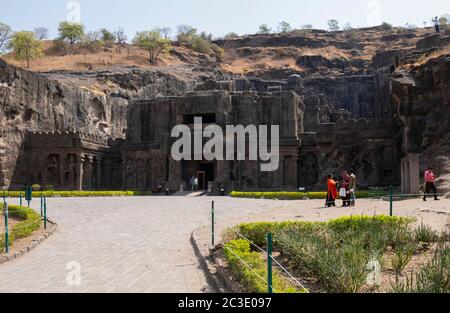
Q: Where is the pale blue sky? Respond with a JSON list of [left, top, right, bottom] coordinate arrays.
[[1, 0, 448, 39]]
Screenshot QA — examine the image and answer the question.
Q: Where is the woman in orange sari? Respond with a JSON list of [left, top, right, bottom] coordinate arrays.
[[326, 175, 337, 207]]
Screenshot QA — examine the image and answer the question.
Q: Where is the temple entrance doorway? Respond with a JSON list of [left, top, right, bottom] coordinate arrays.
[[183, 161, 216, 190]]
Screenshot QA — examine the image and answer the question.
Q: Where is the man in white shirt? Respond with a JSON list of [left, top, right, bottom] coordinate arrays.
[[433, 17, 440, 33]]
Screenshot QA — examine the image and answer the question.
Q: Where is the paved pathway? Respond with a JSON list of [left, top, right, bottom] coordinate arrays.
[[0, 197, 290, 293]]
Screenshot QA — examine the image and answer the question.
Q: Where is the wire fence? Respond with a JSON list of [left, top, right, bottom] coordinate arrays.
[[211, 201, 309, 293]]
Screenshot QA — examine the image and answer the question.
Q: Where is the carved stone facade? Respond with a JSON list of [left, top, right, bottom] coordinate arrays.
[[13, 132, 123, 190]]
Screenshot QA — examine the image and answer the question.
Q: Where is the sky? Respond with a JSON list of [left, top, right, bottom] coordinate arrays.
[[0, 0, 449, 40]]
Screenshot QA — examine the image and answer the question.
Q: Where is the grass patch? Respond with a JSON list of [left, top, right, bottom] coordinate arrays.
[[223, 239, 306, 293], [223, 216, 449, 293], [1, 203, 41, 252]]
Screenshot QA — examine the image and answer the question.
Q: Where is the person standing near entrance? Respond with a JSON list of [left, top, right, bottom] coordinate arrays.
[[423, 166, 440, 201], [325, 174, 337, 208], [193, 176, 199, 191], [189, 175, 195, 191], [433, 17, 440, 33]]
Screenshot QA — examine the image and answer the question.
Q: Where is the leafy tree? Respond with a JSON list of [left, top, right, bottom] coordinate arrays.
[[301, 24, 313, 30], [327, 19, 340, 31], [34, 27, 49, 40], [190, 35, 212, 54], [58, 21, 85, 49], [9, 31, 43, 68], [133, 31, 171, 64], [277, 21, 292, 34], [100, 28, 116, 49], [224, 32, 239, 39], [343, 23, 353, 31], [0, 22, 14, 52], [258, 24, 272, 34]]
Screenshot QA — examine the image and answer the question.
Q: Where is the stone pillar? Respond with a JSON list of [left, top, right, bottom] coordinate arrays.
[[401, 154, 420, 194], [168, 157, 183, 191], [59, 153, 65, 189], [76, 153, 84, 191], [96, 156, 102, 190]]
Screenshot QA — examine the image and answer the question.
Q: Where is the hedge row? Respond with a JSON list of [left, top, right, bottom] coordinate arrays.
[[230, 191, 378, 200], [2, 191, 152, 198], [0, 204, 41, 251], [223, 239, 306, 293]]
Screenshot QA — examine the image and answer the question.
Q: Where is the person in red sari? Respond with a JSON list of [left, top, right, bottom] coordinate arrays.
[[326, 175, 338, 207]]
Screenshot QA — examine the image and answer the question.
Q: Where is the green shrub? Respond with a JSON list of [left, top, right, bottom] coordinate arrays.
[[414, 222, 438, 244], [230, 191, 373, 200], [32, 184, 41, 191], [0, 203, 41, 251], [223, 239, 305, 293], [4, 190, 152, 198]]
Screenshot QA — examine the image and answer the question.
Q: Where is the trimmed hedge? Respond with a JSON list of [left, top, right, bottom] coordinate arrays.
[[223, 239, 305, 293], [230, 191, 376, 200], [2, 191, 152, 198], [0, 204, 41, 251]]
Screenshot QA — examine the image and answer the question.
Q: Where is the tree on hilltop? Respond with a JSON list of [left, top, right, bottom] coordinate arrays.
[[133, 31, 171, 64], [58, 21, 85, 50], [9, 31, 43, 68]]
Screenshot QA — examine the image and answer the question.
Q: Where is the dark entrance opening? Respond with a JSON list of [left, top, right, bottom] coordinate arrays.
[[182, 161, 216, 190], [198, 163, 215, 190]]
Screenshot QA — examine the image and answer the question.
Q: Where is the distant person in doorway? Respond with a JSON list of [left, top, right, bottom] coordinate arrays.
[[193, 176, 199, 191], [326, 174, 338, 208], [349, 169, 357, 207], [433, 17, 440, 33], [189, 175, 195, 191], [423, 166, 440, 201]]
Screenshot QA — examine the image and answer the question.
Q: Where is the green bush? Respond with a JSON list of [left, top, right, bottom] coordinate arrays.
[[223, 239, 305, 293], [230, 191, 374, 200], [3, 190, 152, 198], [0, 203, 41, 251]]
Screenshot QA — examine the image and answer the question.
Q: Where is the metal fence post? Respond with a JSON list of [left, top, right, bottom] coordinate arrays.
[[40, 195, 43, 217], [267, 232, 273, 294], [44, 196, 47, 230], [2, 191, 6, 208], [389, 185, 393, 217], [211, 201, 215, 247], [4, 203, 9, 253], [19, 193, 23, 206]]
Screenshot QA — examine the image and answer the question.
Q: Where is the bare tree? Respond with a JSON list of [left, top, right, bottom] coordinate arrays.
[[0, 22, 14, 52], [114, 27, 128, 53], [34, 27, 50, 40]]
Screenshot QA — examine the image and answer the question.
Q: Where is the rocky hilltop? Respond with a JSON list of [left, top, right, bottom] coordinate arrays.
[[1, 26, 449, 191]]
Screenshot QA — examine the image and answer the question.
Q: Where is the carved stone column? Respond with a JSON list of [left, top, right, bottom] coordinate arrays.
[[76, 153, 84, 191]]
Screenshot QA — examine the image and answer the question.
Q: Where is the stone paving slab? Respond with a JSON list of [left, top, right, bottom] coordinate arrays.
[[0, 196, 290, 293]]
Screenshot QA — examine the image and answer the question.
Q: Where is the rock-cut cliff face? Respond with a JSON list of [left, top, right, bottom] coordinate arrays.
[[392, 54, 450, 191], [0, 59, 192, 188]]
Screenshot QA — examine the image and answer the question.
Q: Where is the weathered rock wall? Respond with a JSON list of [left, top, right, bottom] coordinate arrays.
[[392, 54, 450, 191], [0, 60, 191, 189]]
